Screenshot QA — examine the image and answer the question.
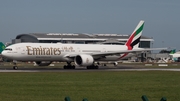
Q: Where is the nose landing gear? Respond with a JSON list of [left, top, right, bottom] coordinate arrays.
[[13, 61, 18, 70]]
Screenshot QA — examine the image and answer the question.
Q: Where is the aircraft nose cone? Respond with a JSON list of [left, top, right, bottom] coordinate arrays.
[[1, 51, 6, 57], [1, 50, 15, 60], [1, 51, 10, 58]]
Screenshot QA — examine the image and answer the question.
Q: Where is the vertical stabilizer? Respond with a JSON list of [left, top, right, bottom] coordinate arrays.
[[125, 20, 144, 50], [0, 42, 5, 54], [170, 49, 176, 54]]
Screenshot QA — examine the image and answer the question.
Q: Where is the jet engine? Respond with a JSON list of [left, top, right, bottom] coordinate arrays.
[[74, 54, 94, 66], [35, 61, 52, 66]]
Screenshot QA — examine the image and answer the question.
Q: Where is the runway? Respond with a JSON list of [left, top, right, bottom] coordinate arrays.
[[0, 66, 180, 72]]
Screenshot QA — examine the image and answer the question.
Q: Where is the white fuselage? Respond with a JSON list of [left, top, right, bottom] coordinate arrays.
[[169, 54, 180, 58], [2, 43, 135, 62]]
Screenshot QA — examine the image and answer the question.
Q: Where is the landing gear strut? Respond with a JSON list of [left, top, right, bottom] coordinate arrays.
[[63, 62, 75, 69]]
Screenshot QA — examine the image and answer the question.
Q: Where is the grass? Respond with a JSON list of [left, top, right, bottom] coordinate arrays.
[[0, 71, 179, 101]]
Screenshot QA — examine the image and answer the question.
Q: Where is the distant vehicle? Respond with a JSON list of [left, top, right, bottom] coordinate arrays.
[[2, 20, 166, 69]]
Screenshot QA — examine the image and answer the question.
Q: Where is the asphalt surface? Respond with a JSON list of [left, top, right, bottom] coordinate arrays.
[[0, 65, 180, 72]]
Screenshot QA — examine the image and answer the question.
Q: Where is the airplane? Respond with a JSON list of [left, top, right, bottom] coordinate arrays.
[[169, 49, 180, 61], [1, 20, 166, 69]]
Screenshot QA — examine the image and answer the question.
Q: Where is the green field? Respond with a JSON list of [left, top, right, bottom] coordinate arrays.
[[0, 71, 179, 101]]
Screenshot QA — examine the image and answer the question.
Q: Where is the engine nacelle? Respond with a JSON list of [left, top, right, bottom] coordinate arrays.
[[35, 61, 52, 66], [74, 54, 94, 66]]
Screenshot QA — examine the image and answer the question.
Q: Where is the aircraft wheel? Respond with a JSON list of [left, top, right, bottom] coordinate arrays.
[[13, 66, 18, 70], [86, 66, 90, 69], [87, 65, 98, 69], [63, 65, 67, 69], [72, 65, 75, 69], [95, 65, 99, 69]]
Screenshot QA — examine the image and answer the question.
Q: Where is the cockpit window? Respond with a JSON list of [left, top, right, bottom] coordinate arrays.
[[4, 48, 12, 51]]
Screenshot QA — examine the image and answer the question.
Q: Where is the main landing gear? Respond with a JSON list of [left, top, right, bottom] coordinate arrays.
[[63, 62, 75, 69], [63, 62, 99, 69], [86, 65, 99, 69]]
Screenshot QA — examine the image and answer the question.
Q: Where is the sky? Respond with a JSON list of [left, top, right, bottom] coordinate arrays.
[[0, 0, 180, 50]]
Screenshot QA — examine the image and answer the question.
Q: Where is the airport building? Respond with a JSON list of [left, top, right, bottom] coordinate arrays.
[[13, 33, 154, 48]]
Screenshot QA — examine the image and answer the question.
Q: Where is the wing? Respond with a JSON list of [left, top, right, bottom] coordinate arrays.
[[64, 48, 167, 58], [91, 48, 167, 56]]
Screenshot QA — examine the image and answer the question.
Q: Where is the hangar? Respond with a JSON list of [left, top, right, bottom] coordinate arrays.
[[13, 33, 154, 48]]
